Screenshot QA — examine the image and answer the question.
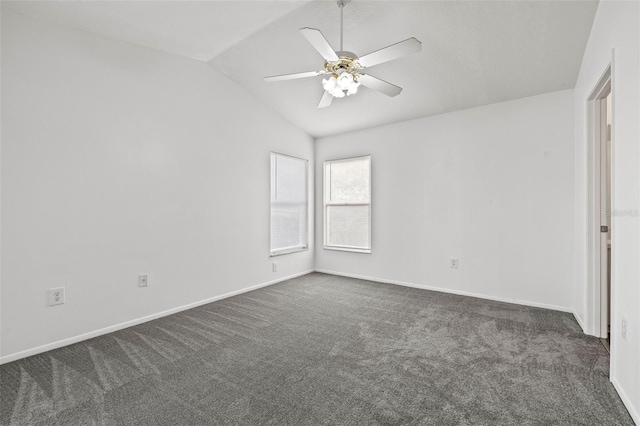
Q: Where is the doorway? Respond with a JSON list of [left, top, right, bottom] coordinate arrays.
[[601, 90, 612, 351], [587, 65, 612, 351]]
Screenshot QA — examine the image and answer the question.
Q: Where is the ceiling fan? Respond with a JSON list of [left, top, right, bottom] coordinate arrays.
[[264, 0, 422, 108]]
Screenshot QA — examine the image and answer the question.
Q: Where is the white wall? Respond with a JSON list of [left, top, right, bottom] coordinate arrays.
[[0, 12, 314, 361], [573, 1, 639, 421], [2, 6, 637, 420], [316, 90, 575, 312]]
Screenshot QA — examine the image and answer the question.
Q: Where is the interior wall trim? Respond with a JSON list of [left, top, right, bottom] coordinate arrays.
[[315, 269, 574, 314], [611, 377, 640, 425], [573, 310, 587, 333], [0, 269, 315, 365]]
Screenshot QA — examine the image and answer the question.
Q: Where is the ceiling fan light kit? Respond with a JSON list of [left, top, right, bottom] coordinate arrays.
[[323, 69, 360, 98], [264, 0, 422, 108]]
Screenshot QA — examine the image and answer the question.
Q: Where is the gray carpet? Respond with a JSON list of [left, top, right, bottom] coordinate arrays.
[[0, 272, 634, 425]]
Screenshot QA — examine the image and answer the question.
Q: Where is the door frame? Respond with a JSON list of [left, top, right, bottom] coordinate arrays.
[[586, 62, 613, 340]]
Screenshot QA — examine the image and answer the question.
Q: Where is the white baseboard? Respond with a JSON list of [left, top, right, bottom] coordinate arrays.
[[573, 311, 587, 333], [0, 269, 314, 365], [611, 378, 640, 425], [315, 269, 574, 313]]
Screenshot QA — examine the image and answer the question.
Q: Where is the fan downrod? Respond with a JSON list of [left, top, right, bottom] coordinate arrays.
[[336, 0, 350, 51]]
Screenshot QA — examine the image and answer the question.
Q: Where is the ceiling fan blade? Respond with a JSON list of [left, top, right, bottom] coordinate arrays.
[[358, 74, 403, 97], [358, 37, 422, 68], [318, 91, 333, 108], [264, 70, 326, 82], [300, 28, 340, 62]]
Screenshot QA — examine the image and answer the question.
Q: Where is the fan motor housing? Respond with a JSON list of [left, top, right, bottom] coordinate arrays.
[[325, 51, 361, 76]]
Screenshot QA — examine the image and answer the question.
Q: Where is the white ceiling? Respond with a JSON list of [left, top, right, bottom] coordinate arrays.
[[2, 1, 310, 61], [4, 1, 598, 138]]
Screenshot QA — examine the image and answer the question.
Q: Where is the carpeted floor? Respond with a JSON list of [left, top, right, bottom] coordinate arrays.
[[0, 272, 634, 425]]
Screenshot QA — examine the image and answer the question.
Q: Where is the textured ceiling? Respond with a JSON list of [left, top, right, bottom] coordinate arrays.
[[210, 0, 599, 137], [3, 1, 599, 138], [2, 1, 310, 61]]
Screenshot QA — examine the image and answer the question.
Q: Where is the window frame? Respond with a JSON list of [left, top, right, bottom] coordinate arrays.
[[270, 152, 309, 257], [323, 155, 372, 254]]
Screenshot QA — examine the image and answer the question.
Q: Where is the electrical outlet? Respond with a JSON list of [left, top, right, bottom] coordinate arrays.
[[272, 262, 278, 272], [48, 287, 65, 306], [621, 316, 627, 340], [138, 274, 149, 287], [450, 257, 459, 269]]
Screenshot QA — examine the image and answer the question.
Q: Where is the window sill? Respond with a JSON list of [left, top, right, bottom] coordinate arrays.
[[270, 246, 308, 257], [323, 246, 371, 254]]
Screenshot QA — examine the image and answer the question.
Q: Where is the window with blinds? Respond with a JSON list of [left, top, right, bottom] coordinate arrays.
[[270, 153, 308, 256], [324, 155, 371, 253]]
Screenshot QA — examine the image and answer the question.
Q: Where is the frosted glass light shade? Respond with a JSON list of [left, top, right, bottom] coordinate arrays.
[[337, 72, 354, 90], [322, 76, 337, 91], [323, 73, 361, 98]]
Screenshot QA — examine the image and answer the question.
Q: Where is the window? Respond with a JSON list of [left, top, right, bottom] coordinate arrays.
[[270, 153, 308, 256], [324, 155, 371, 253]]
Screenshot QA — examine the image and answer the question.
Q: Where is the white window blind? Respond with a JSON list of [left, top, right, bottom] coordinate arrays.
[[270, 153, 308, 256], [324, 155, 371, 253]]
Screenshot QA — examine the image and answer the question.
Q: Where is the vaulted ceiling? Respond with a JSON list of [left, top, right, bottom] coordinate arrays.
[[4, 0, 599, 137]]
